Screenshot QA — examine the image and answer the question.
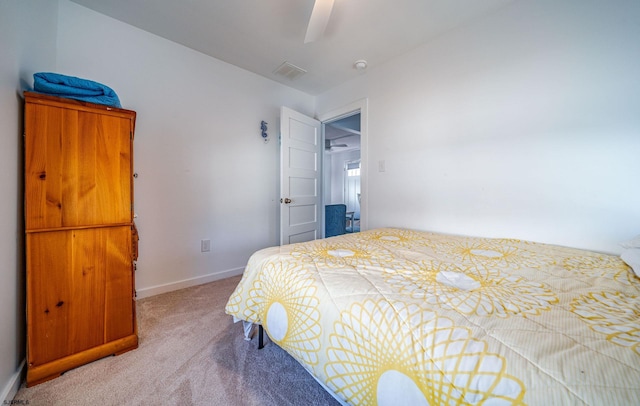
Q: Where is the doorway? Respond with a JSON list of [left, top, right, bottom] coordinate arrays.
[[344, 160, 361, 232], [323, 112, 361, 235]]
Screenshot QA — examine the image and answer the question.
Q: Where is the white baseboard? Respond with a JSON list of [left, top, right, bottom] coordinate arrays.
[[1, 360, 25, 404], [135, 267, 244, 299]]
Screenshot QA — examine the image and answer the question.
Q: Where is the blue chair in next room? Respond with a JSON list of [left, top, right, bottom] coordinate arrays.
[[325, 204, 346, 237]]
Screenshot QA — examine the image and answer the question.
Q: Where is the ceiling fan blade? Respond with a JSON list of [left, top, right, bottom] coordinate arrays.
[[325, 144, 348, 150], [304, 0, 335, 43]]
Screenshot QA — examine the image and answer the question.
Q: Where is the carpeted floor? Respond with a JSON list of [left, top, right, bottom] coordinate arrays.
[[14, 275, 341, 405]]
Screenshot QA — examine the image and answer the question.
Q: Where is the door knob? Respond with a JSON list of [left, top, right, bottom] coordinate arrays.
[[281, 198, 292, 204]]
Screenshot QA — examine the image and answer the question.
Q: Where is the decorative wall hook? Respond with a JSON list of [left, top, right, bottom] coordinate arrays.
[[260, 121, 269, 143]]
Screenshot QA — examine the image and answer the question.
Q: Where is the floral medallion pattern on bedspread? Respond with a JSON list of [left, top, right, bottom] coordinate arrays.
[[225, 228, 640, 405]]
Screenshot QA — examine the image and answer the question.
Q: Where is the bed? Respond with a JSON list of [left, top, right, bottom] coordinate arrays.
[[225, 228, 640, 405]]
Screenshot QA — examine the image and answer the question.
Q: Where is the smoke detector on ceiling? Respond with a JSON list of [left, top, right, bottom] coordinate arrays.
[[353, 60, 368, 70]]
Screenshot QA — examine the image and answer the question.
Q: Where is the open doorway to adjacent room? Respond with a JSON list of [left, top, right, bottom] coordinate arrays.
[[323, 112, 361, 235]]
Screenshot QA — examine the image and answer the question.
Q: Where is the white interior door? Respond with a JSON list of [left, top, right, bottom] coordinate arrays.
[[280, 107, 322, 245]]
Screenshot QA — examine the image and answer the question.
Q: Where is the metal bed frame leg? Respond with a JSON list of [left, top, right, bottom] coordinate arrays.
[[258, 324, 264, 349]]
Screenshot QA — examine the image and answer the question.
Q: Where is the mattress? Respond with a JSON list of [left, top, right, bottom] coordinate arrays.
[[225, 228, 640, 404]]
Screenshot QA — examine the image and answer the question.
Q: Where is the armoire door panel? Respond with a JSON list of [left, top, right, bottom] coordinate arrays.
[[24, 103, 77, 230], [104, 226, 135, 342], [26, 230, 75, 365], [25, 104, 133, 230], [77, 112, 132, 227], [26, 227, 133, 367]]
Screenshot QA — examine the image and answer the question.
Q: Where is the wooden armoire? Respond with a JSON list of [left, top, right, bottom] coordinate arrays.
[[24, 92, 138, 386]]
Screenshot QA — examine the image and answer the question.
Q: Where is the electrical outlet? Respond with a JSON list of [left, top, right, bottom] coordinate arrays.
[[201, 239, 211, 252]]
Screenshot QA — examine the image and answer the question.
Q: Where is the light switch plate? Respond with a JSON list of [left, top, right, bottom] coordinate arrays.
[[201, 239, 211, 252]]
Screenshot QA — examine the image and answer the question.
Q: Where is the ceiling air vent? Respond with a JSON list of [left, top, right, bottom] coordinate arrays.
[[273, 61, 307, 80]]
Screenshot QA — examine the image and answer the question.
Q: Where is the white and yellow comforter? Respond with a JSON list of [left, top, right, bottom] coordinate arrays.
[[225, 228, 640, 405]]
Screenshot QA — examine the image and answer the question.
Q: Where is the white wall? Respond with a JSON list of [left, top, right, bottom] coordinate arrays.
[[326, 149, 361, 205], [317, 0, 640, 254], [0, 1, 57, 401], [55, 0, 315, 296]]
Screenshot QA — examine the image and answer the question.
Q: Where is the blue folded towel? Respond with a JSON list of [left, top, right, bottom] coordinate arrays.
[[33, 72, 122, 108]]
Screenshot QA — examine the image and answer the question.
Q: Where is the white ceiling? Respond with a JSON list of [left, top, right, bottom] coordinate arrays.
[[69, 0, 514, 95], [325, 113, 361, 153]]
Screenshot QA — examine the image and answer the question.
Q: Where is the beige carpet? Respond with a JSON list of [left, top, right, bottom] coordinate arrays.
[[15, 275, 341, 405]]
